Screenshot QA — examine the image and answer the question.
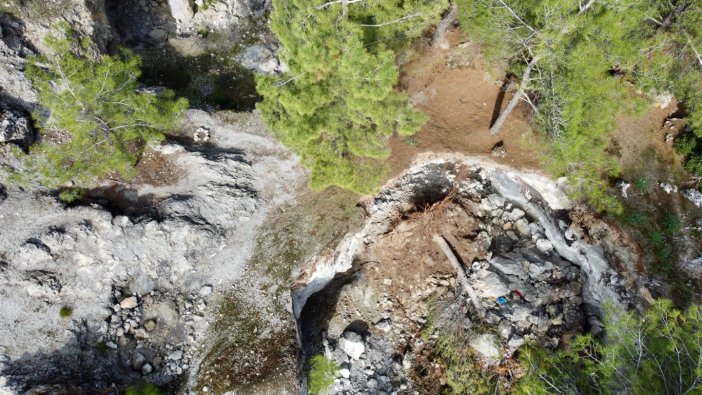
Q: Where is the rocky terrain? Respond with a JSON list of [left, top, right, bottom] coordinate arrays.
[[293, 156, 648, 394], [1, 1, 700, 395], [0, 109, 305, 394]]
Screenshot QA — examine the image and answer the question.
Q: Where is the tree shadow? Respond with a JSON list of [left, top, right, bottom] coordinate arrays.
[[0, 319, 138, 394], [489, 74, 515, 129]]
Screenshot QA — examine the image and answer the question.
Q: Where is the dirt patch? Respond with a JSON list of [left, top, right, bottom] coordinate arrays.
[[132, 147, 184, 187], [388, 29, 542, 178], [195, 292, 299, 395]]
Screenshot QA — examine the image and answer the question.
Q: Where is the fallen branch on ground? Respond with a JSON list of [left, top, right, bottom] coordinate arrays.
[[433, 234, 485, 317]]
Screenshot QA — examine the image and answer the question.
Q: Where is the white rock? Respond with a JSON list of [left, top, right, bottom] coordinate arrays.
[[339, 337, 365, 360], [617, 181, 631, 199], [536, 239, 554, 254], [507, 335, 525, 348], [106, 341, 118, 349], [684, 189, 702, 207], [474, 272, 509, 298], [168, 0, 194, 24], [469, 334, 501, 361], [515, 219, 530, 236], [120, 296, 138, 309], [660, 182, 676, 194], [339, 368, 350, 379]]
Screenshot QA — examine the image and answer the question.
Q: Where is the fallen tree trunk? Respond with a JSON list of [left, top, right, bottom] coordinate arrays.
[[432, 234, 485, 317], [489, 57, 539, 135], [432, 2, 457, 49]]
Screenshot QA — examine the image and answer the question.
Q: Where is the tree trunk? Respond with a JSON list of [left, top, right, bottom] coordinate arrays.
[[489, 57, 538, 136], [432, 234, 485, 317], [432, 2, 457, 49]]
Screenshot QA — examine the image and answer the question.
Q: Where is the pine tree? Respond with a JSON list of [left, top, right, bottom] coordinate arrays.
[[257, 0, 446, 193], [455, 0, 702, 211], [517, 300, 702, 394], [23, 27, 188, 189]]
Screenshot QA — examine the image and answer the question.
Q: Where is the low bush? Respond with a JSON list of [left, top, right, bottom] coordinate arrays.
[[58, 306, 72, 318], [308, 355, 338, 395], [125, 383, 163, 395]]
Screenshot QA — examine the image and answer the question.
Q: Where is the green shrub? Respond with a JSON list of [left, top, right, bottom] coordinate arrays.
[[24, 26, 187, 189], [662, 213, 682, 235], [684, 154, 702, 177], [307, 355, 338, 395], [675, 132, 698, 156], [94, 341, 109, 355], [517, 300, 702, 395], [406, 135, 418, 148], [58, 188, 84, 203], [59, 306, 73, 318], [624, 211, 646, 226], [125, 383, 163, 395], [633, 177, 650, 192]]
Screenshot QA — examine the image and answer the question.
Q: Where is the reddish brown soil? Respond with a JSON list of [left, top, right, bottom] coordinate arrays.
[[387, 30, 543, 178], [132, 148, 183, 187]]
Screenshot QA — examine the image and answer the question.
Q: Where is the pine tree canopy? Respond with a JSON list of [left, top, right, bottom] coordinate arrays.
[[24, 28, 188, 189], [456, 0, 702, 211], [256, 0, 447, 193]]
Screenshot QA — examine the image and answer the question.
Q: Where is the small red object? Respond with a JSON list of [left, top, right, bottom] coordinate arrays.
[[512, 289, 525, 300]]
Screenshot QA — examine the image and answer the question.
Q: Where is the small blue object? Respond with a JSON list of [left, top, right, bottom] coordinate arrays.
[[496, 296, 508, 305]]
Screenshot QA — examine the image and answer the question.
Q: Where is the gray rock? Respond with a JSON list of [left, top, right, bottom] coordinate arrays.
[[237, 44, 280, 74], [132, 353, 146, 370], [507, 208, 525, 221], [144, 319, 156, 332], [0, 109, 33, 146], [141, 363, 153, 375], [168, 349, 183, 361], [474, 272, 509, 298], [199, 285, 213, 297], [106, 341, 118, 349], [491, 143, 506, 158]]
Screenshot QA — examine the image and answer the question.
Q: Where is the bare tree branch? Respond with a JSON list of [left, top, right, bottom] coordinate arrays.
[[489, 56, 539, 135], [315, 0, 362, 10], [579, 0, 597, 14], [359, 12, 423, 27], [432, 234, 485, 317]]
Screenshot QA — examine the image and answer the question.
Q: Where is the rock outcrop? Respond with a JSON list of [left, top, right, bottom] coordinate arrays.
[[293, 156, 646, 394], [0, 110, 305, 393]]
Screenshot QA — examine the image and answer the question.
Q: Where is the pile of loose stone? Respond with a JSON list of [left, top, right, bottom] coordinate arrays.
[[98, 286, 213, 378], [306, 168, 597, 394], [467, 191, 586, 354]]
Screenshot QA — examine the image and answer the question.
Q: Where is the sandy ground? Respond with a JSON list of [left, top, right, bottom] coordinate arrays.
[[387, 30, 542, 178]]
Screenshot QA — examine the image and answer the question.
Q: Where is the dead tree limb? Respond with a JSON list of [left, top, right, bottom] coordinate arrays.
[[432, 234, 484, 317], [489, 56, 539, 135], [578, 0, 597, 14], [432, 2, 457, 49]]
